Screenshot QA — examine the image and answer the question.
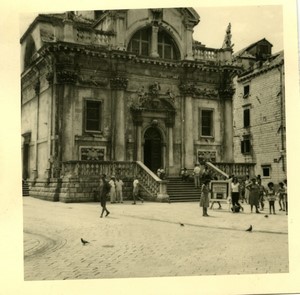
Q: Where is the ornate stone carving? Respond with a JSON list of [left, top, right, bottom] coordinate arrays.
[[80, 146, 106, 160], [219, 86, 235, 99], [148, 82, 161, 98], [56, 70, 78, 84], [78, 75, 109, 87], [195, 88, 219, 99], [222, 23, 234, 50], [179, 83, 196, 96], [110, 76, 128, 90]]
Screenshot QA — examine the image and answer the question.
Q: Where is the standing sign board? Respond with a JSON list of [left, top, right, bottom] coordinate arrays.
[[210, 180, 231, 202]]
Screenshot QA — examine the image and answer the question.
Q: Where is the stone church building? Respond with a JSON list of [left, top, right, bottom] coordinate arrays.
[[21, 8, 253, 202]]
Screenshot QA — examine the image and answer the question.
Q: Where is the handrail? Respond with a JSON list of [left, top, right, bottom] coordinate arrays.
[[136, 161, 162, 182], [205, 161, 229, 179]]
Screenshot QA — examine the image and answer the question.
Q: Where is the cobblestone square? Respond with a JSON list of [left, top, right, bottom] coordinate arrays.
[[23, 197, 289, 281]]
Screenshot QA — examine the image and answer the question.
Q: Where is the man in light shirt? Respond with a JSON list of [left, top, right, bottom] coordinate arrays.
[[193, 164, 201, 188]]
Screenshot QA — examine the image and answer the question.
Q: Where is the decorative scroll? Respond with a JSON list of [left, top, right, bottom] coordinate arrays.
[[80, 146, 106, 161], [197, 150, 217, 163]]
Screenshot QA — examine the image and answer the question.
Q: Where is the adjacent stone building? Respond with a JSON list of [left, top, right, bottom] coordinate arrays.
[[232, 39, 286, 185], [20, 8, 248, 202]]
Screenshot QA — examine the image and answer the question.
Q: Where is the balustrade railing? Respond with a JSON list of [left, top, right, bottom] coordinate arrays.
[[62, 160, 167, 200], [76, 28, 112, 46], [62, 160, 136, 179], [192, 46, 218, 61], [135, 161, 161, 197], [213, 162, 256, 178]]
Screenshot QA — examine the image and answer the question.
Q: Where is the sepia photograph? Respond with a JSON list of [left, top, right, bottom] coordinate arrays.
[[1, 0, 300, 294]]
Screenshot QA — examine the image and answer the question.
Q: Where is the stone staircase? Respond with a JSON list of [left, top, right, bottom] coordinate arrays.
[[167, 176, 201, 202]]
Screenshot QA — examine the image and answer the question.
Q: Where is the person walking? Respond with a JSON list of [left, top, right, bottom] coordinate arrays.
[[200, 179, 211, 216], [115, 176, 124, 203], [246, 177, 261, 213], [266, 182, 276, 214], [193, 164, 201, 188], [132, 178, 144, 204], [99, 174, 110, 218]]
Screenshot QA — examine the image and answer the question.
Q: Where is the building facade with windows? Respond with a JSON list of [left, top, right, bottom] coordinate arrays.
[[232, 39, 286, 184], [21, 8, 240, 201]]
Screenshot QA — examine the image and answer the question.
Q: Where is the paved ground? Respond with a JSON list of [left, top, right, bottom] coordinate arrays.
[[23, 197, 289, 281]]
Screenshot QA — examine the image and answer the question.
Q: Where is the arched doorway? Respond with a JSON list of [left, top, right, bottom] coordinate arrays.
[[143, 127, 162, 172]]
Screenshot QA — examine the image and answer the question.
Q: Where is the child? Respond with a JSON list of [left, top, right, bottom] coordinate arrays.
[[266, 182, 276, 214], [277, 182, 286, 212]]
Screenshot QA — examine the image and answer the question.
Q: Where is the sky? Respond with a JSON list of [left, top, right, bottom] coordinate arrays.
[[19, 5, 284, 54]]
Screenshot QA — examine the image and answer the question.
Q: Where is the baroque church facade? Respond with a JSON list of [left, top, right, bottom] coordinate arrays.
[[21, 8, 244, 201]]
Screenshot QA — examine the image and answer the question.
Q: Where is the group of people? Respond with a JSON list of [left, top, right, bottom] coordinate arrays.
[[180, 164, 212, 187], [99, 175, 144, 218], [199, 172, 288, 217]]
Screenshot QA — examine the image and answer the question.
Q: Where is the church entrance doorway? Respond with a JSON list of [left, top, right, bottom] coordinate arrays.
[[143, 127, 162, 173]]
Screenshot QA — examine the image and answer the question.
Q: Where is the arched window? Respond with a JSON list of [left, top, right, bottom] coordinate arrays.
[[127, 27, 180, 60], [128, 27, 151, 56], [158, 31, 179, 60]]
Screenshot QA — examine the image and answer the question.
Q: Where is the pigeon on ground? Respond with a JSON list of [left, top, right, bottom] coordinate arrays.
[[264, 214, 269, 218], [246, 225, 252, 232], [81, 238, 89, 245], [180, 223, 184, 227]]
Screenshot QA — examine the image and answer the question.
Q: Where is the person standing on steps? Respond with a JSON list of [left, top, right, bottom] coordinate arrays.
[[99, 174, 110, 218], [200, 179, 211, 217]]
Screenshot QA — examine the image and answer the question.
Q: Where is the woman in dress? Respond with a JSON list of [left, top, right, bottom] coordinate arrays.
[[200, 179, 211, 217], [246, 177, 261, 213]]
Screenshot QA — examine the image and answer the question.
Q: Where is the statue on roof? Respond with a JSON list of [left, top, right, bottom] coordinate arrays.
[[222, 23, 233, 49]]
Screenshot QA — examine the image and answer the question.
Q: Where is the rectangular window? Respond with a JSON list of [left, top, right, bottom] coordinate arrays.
[[243, 85, 250, 98], [243, 109, 250, 128], [85, 100, 101, 132], [201, 109, 213, 137], [241, 136, 251, 154], [262, 165, 271, 177]]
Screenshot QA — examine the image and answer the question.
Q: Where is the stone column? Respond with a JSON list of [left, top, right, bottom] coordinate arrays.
[[110, 77, 128, 161], [150, 25, 159, 58], [184, 21, 195, 61], [224, 98, 233, 162], [180, 84, 195, 168], [168, 127, 174, 167], [166, 113, 175, 168], [131, 109, 143, 161]]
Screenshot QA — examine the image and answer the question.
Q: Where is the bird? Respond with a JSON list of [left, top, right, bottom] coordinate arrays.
[[180, 223, 184, 227], [246, 225, 252, 232], [81, 238, 89, 245], [264, 214, 269, 218]]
